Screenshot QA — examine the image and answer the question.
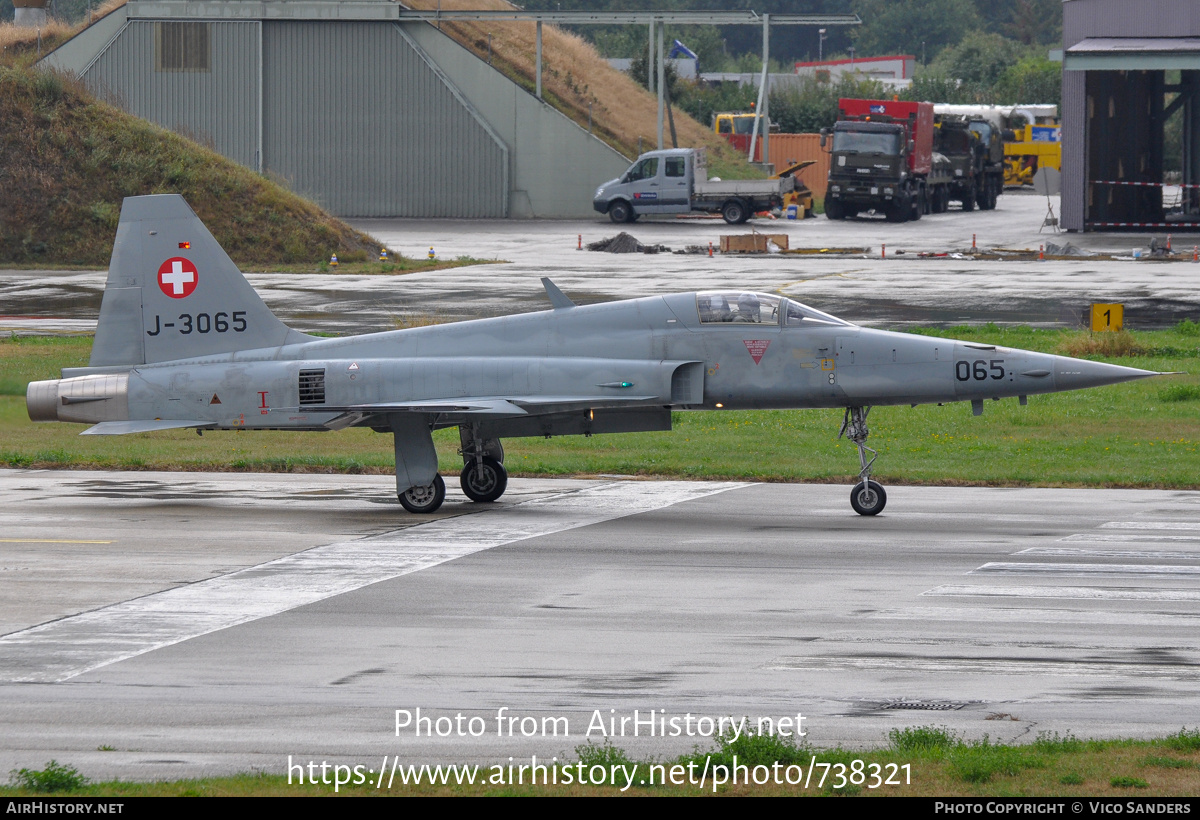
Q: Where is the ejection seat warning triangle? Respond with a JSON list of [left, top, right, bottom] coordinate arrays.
[[744, 340, 771, 364]]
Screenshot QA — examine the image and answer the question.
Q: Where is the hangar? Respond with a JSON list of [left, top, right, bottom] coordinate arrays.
[[1062, 0, 1200, 231], [39, 0, 632, 218]]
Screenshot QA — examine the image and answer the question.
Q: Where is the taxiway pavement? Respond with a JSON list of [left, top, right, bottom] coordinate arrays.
[[4, 193, 1199, 338], [2, 470, 1199, 781]]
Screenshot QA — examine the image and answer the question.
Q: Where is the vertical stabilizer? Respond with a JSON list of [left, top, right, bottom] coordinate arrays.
[[90, 195, 310, 366]]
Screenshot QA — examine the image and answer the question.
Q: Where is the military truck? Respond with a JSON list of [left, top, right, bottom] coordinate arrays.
[[820, 99, 951, 223], [934, 116, 987, 211], [593, 148, 793, 225], [933, 111, 1004, 210]]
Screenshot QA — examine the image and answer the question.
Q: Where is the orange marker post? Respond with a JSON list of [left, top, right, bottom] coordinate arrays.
[[881, 243, 886, 259], [577, 234, 582, 251]]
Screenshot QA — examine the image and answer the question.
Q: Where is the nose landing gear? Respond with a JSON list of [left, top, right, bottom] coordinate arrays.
[[839, 406, 886, 516]]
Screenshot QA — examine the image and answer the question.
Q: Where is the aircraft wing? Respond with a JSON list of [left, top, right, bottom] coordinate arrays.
[[315, 395, 661, 417], [310, 395, 663, 430], [329, 399, 532, 415]]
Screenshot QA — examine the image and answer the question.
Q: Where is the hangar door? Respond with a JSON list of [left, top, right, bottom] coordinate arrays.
[[262, 21, 508, 218]]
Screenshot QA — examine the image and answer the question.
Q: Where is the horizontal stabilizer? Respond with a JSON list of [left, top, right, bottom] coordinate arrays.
[[82, 420, 217, 435]]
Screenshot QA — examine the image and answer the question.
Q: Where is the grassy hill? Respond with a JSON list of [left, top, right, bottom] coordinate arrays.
[[0, 51, 379, 267], [401, 0, 757, 177]]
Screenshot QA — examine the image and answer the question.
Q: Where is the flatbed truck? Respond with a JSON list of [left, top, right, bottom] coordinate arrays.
[[593, 148, 793, 225]]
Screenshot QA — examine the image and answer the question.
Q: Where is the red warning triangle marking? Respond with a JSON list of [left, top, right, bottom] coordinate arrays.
[[210, 394, 222, 405], [743, 339, 771, 364]]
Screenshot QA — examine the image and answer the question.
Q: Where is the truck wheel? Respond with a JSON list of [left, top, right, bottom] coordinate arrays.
[[910, 191, 923, 221], [962, 184, 976, 212], [825, 200, 845, 221], [608, 200, 633, 224], [886, 196, 910, 223], [722, 199, 748, 225]]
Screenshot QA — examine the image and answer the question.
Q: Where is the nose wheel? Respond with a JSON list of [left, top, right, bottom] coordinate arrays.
[[839, 406, 886, 516], [850, 479, 887, 516]]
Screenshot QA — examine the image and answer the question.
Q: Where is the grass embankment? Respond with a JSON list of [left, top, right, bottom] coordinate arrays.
[[1, 325, 1197, 487], [5, 0, 759, 179], [0, 57, 381, 267], [402, 0, 757, 178], [5, 727, 1200, 796]]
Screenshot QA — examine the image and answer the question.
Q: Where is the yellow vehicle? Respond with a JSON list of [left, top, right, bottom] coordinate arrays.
[[713, 112, 758, 136], [1004, 123, 1061, 187], [776, 159, 816, 218]]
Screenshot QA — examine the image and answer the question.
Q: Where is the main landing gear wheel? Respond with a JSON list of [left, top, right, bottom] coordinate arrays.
[[839, 405, 887, 516], [460, 457, 508, 503], [399, 474, 446, 513], [850, 480, 887, 516]]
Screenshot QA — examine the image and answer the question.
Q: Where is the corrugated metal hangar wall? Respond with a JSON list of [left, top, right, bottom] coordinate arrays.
[[1062, 0, 1200, 231], [42, 2, 631, 218]]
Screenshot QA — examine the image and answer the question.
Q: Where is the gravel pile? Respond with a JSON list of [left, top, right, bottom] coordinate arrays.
[[587, 233, 671, 254]]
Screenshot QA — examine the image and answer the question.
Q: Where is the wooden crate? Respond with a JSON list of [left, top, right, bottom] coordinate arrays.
[[720, 234, 790, 253]]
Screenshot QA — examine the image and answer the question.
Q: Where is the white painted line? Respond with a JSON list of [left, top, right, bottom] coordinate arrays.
[[1017, 547, 1200, 561], [865, 606, 1200, 626], [0, 480, 745, 683], [1101, 522, 1200, 531], [765, 655, 1196, 679], [974, 561, 1200, 576], [924, 584, 1200, 602], [1061, 533, 1200, 543]]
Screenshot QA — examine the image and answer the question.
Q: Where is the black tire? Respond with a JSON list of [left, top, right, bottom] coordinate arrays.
[[850, 480, 887, 516], [976, 184, 989, 210], [984, 180, 999, 210], [825, 200, 845, 221], [722, 199, 747, 225], [886, 196, 910, 223], [399, 474, 446, 513], [910, 190, 923, 221], [608, 200, 633, 224], [962, 184, 976, 212], [460, 457, 508, 503]]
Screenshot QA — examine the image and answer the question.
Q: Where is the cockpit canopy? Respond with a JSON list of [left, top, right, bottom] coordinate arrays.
[[696, 292, 852, 327]]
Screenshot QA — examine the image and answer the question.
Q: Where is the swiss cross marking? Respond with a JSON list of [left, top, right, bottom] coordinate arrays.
[[157, 257, 198, 298]]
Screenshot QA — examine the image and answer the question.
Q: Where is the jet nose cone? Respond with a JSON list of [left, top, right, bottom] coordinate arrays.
[[1051, 356, 1160, 392]]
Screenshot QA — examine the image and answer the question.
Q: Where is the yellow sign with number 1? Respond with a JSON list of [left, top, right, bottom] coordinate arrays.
[[1091, 303, 1123, 333]]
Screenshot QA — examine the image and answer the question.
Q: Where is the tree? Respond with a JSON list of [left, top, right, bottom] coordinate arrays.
[[851, 0, 981, 64], [931, 30, 1025, 88], [993, 55, 1061, 107]]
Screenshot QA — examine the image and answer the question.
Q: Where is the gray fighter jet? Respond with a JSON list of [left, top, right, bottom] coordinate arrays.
[[27, 195, 1166, 515]]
